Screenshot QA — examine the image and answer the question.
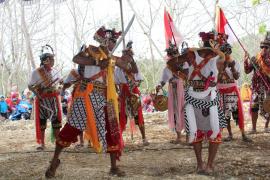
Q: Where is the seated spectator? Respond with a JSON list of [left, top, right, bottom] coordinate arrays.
[[23, 88, 34, 104], [0, 95, 8, 119], [9, 92, 21, 112], [9, 98, 32, 120], [142, 94, 155, 112], [5, 93, 12, 114]]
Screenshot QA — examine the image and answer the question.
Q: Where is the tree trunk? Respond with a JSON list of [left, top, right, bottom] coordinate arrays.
[[20, 3, 36, 74], [0, 6, 5, 94], [127, 0, 163, 59], [71, 0, 81, 51], [6, 0, 16, 92], [197, 0, 215, 28], [53, 1, 58, 65]]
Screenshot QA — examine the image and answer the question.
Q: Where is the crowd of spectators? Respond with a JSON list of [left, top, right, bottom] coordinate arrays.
[[0, 87, 34, 121]]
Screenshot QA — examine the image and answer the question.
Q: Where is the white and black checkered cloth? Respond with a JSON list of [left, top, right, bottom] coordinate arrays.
[[184, 89, 227, 134]]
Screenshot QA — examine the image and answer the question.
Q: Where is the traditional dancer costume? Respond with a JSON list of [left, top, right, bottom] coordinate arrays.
[[45, 27, 130, 178], [56, 28, 124, 158], [28, 45, 62, 144], [115, 65, 144, 131], [244, 33, 270, 121], [158, 42, 188, 134], [114, 42, 149, 145], [114, 42, 144, 132], [184, 33, 226, 144], [159, 66, 186, 133], [217, 44, 245, 134]]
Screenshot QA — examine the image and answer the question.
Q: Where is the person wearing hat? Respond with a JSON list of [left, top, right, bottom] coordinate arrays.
[[45, 26, 134, 178], [28, 45, 63, 151], [217, 41, 251, 142], [168, 31, 227, 174], [244, 31, 270, 133], [114, 41, 150, 146], [156, 42, 188, 144]]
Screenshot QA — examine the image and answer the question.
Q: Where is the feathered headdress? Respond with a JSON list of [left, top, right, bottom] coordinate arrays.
[[199, 31, 228, 47], [40, 44, 54, 64], [165, 41, 179, 58], [93, 26, 121, 45]]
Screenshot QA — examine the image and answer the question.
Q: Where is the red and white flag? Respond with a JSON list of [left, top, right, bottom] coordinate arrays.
[[215, 6, 236, 44], [164, 8, 182, 49]]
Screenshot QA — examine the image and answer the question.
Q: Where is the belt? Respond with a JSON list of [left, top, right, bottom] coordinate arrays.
[[42, 88, 58, 94], [186, 80, 216, 89], [77, 79, 106, 92], [93, 81, 106, 91], [218, 79, 235, 84]]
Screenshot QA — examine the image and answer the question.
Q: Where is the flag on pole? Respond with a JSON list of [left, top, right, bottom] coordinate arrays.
[[215, 6, 236, 44], [164, 8, 182, 49]]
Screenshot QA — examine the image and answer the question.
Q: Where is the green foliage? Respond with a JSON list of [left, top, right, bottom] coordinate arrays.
[[258, 23, 267, 34], [251, 0, 260, 6], [137, 59, 165, 93]]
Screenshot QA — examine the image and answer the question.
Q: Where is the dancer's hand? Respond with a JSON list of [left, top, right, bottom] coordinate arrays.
[[244, 51, 250, 62], [98, 59, 109, 69], [156, 85, 162, 92], [228, 60, 235, 69]]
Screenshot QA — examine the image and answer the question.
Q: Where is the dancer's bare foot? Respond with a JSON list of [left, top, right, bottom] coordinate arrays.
[[264, 127, 270, 133], [45, 159, 61, 178], [204, 166, 215, 176], [223, 135, 233, 142], [196, 166, 205, 174], [170, 139, 181, 144], [242, 135, 252, 142], [248, 129, 257, 134], [142, 139, 150, 146], [75, 144, 84, 149], [109, 167, 126, 177], [36, 145, 45, 151]]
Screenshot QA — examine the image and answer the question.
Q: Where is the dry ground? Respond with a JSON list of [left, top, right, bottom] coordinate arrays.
[[0, 103, 270, 180]]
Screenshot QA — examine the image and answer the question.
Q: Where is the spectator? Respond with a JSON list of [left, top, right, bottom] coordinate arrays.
[[10, 93, 20, 112], [5, 93, 12, 114], [142, 94, 154, 113], [9, 98, 32, 121], [0, 95, 8, 119]]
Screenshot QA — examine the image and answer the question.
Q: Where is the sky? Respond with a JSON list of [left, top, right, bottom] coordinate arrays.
[[3, 0, 270, 70], [53, 0, 269, 60]]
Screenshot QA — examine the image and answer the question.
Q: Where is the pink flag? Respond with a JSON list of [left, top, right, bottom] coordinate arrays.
[[164, 9, 182, 48]]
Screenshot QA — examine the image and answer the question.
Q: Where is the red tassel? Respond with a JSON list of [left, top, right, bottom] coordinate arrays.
[[35, 98, 42, 144]]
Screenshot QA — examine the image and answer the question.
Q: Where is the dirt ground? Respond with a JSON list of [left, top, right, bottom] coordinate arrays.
[[0, 103, 270, 180]]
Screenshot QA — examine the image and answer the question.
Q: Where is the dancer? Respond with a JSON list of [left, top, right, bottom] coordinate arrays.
[[217, 42, 251, 142], [28, 45, 62, 151], [244, 32, 270, 133], [45, 26, 134, 178], [115, 41, 149, 145]]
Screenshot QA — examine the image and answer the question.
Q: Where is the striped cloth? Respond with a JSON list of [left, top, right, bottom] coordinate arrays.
[[67, 89, 107, 152], [39, 96, 59, 121], [184, 89, 226, 134]]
